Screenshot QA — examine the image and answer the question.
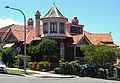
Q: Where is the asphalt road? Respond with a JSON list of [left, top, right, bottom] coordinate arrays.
[[0, 74, 119, 83]]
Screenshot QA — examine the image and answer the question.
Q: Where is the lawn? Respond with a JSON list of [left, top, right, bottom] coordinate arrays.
[[7, 69, 36, 76]]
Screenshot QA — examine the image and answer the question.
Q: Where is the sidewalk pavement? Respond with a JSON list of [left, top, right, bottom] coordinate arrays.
[[7, 68, 76, 78]]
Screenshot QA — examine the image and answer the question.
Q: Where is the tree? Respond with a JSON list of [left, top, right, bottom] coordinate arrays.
[[27, 45, 40, 62], [15, 54, 31, 68], [0, 52, 2, 60], [81, 44, 117, 67], [2, 47, 14, 67], [116, 47, 120, 58], [39, 39, 59, 61]]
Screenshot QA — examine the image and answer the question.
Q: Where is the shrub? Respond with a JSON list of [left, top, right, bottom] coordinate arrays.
[[112, 65, 120, 78], [31, 62, 37, 70], [28, 61, 50, 71], [97, 68, 105, 78], [49, 63, 59, 70], [28, 62, 33, 70], [54, 67, 64, 74], [85, 66, 97, 77], [15, 54, 31, 69], [70, 60, 80, 74], [55, 62, 75, 75], [38, 61, 50, 71]]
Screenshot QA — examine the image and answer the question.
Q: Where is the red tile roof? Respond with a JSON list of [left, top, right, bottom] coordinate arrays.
[[12, 30, 24, 41], [0, 24, 14, 33], [0, 24, 41, 44], [0, 24, 117, 46], [92, 33, 113, 43], [66, 30, 116, 46], [26, 29, 41, 44]]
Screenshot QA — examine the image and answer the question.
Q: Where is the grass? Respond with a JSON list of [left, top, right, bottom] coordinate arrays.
[[7, 69, 37, 76]]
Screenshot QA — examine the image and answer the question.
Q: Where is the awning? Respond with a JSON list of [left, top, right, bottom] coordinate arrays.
[[3, 43, 14, 48]]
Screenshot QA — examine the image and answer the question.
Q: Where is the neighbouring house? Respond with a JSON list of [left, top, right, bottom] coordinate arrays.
[[0, 4, 119, 63]]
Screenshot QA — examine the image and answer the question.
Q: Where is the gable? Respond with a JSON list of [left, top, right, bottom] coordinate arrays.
[[3, 31, 18, 43], [76, 36, 91, 46]]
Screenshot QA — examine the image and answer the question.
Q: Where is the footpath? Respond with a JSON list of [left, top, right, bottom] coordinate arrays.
[[7, 68, 76, 78]]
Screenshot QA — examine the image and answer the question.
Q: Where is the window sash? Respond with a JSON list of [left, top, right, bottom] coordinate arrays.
[[43, 23, 48, 33], [50, 22, 57, 33], [59, 23, 65, 33], [60, 43, 64, 58]]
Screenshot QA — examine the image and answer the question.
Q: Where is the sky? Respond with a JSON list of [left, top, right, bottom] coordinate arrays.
[[0, 0, 120, 46]]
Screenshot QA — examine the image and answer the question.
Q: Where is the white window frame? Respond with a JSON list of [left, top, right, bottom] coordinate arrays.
[[60, 42, 65, 58]]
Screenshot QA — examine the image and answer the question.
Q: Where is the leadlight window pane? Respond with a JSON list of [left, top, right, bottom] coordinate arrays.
[[60, 43, 64, 58], [50, 22, 57, 33], [70, 26, 80, 34], [0, 36, 2, 43], [43, 22, 48, 33], [59, 23, 65, 33]]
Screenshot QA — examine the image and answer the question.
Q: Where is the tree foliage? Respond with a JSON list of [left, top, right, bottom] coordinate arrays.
[[2, 47, 14, 67], [27, 45, 40, 61], [39, 39, 59, 61], [116, 47, 120, 58], [80, 44, 117, 67], [27, 39, 59, 62]]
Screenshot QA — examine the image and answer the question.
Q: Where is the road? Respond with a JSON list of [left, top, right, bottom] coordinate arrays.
[[0, 74, 119, 83]]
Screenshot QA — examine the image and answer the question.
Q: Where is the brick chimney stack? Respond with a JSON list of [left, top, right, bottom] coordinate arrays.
[[27, 18, 34, 31], [72, 17, 79, 25], [35, 10, 41, 37]]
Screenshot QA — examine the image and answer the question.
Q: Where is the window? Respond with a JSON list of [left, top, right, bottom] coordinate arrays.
[[43, 22, 48, 33], [70, 26, 82, 34], [0, 36, 2, 43], [59, 23, 65, 33], [50, 22, 57, 33], [60, 43, 64, 58], [76, 47, 84, 57]]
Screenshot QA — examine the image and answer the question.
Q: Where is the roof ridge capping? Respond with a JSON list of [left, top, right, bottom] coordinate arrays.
[[83, 30, 92, 35], [0, 24, 14, 29], [92, 32, 112, 35]]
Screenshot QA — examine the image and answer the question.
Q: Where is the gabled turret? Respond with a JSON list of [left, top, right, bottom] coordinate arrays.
[[41, 4, 68, 38]]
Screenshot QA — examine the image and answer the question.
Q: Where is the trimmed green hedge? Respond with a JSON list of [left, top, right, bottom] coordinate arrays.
[[54, 60, 80, 75]]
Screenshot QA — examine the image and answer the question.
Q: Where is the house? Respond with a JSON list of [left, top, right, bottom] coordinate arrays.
[[0, 4, 118, 63]]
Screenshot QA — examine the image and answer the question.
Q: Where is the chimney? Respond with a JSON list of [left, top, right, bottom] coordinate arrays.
[[35, 10, 41, 37], [27, 18, 34, 31], [72, 17, 79, 25]]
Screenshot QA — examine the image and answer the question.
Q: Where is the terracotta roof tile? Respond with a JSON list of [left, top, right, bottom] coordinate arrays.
[[0, 24, 116, 46], [66, 30, 116, 47], [0, 24, 14, 33], [92, 33, 113, 43], [72, 34, 84, 44], [26, 29, 41, 44], [12, 30, 24, 41]]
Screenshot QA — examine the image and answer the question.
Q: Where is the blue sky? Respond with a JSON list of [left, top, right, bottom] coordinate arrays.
[[0, 0, 120, 46]]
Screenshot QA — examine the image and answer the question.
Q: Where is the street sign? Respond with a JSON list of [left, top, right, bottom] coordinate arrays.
[[16, 46, 21, 53]]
